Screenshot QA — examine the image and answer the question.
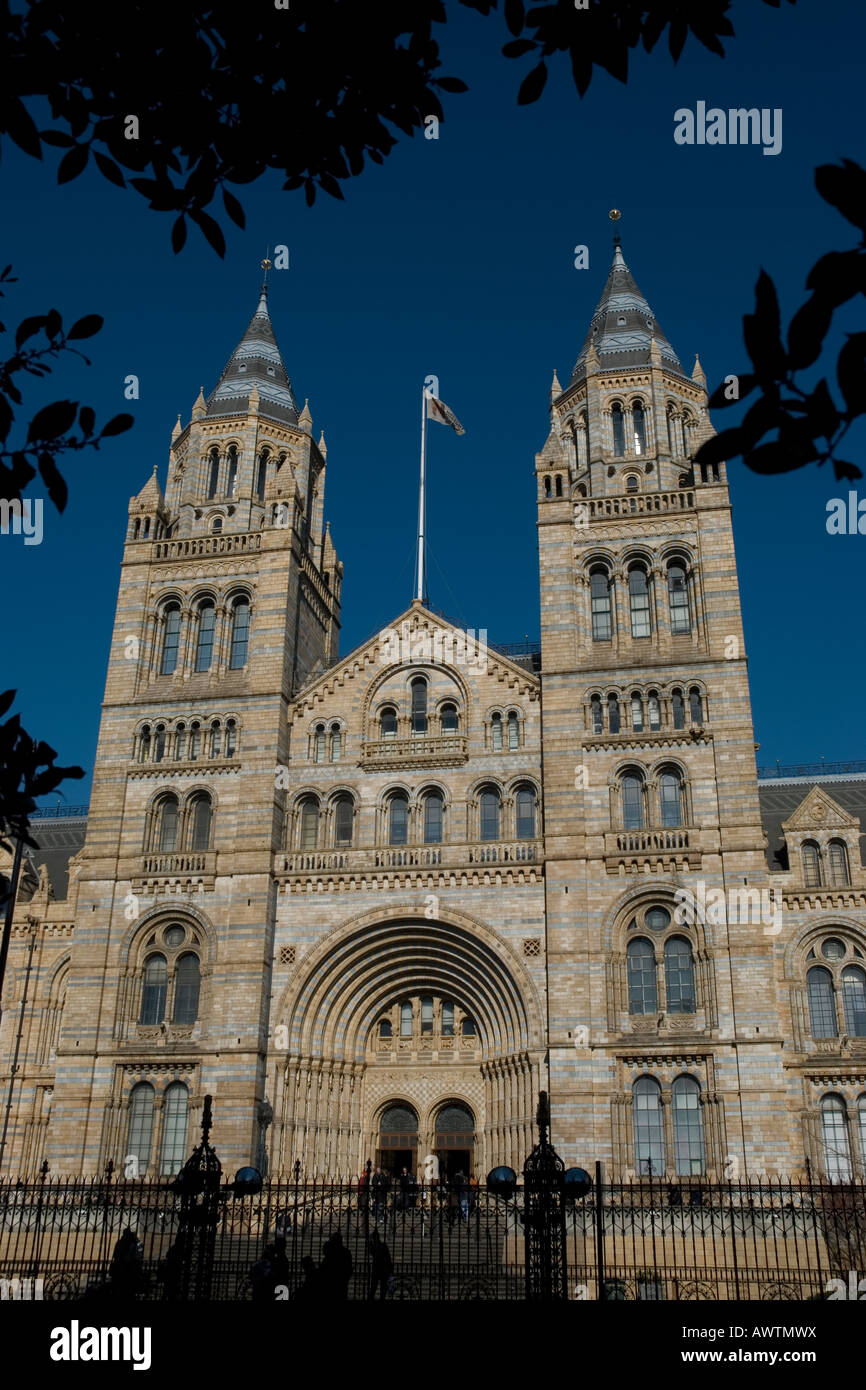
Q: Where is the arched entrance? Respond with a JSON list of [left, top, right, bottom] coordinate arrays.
[[378, 1102, 419, 1176], [434, 1102, 475, 1179]]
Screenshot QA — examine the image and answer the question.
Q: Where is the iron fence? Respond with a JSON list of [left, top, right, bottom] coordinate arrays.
[[1, 1170, 864, 1301]]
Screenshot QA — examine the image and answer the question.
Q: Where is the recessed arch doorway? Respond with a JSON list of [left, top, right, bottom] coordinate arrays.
[[434, 1101, 476, 1180], [377, 1102, 419, 1176]]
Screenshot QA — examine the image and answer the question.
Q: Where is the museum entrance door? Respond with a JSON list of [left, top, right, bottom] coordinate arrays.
[[434, 1102, 476, 1180], [377, 1103, 419, 1177]]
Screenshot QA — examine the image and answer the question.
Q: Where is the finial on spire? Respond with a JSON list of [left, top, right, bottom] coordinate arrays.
[[609, 207, 622, 246]]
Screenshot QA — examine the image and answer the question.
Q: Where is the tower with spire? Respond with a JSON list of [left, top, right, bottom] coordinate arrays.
[[536, 219, 789, 1175]]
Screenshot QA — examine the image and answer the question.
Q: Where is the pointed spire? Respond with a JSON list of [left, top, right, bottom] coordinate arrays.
[[570, 219, 683, 383], [298, 398, 312, 433], [692, 353, 706, 385], [206, 264, 299, 425], [171, 413, 183, 442], [192, 386, 207, 420], [550, 368, 562, 398], [317, 429, 327, 458], [130, 465, 166, 514]]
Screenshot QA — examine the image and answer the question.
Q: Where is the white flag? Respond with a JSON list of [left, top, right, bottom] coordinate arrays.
[[425, 392, 465, 435]]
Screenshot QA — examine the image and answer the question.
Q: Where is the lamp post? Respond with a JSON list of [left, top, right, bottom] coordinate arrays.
[[523, 1091, 568, 1301]]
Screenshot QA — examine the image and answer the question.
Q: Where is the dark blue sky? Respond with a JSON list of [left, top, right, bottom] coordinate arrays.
[[3, 0, 865, 805]]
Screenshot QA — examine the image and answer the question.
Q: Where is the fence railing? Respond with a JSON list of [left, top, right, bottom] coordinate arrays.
[[1, 1172, 863, 1302]]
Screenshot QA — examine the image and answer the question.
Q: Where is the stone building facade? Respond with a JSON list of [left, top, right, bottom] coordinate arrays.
[[2, 244, 866, 1183]]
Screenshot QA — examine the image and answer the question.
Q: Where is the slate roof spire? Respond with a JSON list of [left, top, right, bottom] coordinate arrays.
[[570, 227, 683, 382], [206, 261, 300, 425]]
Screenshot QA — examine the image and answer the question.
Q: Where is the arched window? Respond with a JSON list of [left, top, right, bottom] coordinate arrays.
[[807, 966, 838, 1038], [648, 692, 661, 732], [224, 719, 237, 758], [682, 414, 694, 457], [209, 720, 221, 759], [621, 774, 644, 830], [329, 724, 342, 761], [174, 723, 186, 760], [255, 450, 268, 502], [625, 474, 639, 493], [829, 840, 850, 887], [590, 568, 612, 641], [225, 446, 238, 499], [313, 724, 326, 763], [659, 771, 684, 828], [507, 711, 519, 750], [627, 938, 657, 1014], [671, 690, 685, 730], [400, 1002, 413, 1036], [188, 721, 201, 760], [421, 995, 434, 1035], [802, 841, 822, 889], [611, 403, 625, 457], [140, 955, 167, 1024], [842, 966, 866, 1037], [607, 693, 620, 734], [379, 1018, 392, 1039], [127, 1083, 155, 1172], [190, 794, 212, 852], [633, 1077, 665, 1176], [667, 409, 676, 456], [156, 795, 179, 853], [543, 475, 551, 498], [441, 703, 458, 734], [516, 787, 536, 839], [688, 687, 703, 724], [195, 602, 215, 672], [139, 725, 152, 763], [160, 603, 181, 675], [229, 597, 250, 668], [380, 707, 397, 740], [633, 402, 647, 455], [172, 954, 201, 1025], [462, 1016, 476, 1036], [672, 1077, 704, 1176], [629, 567, 651, 638], [300, 798, 319, 851], [668, 564, 690, 635], [152, 725, 166, 762], [665, 937, 696, 1013], [411, 677, 428, 735], [480, 789, 500, 842], [160, 1083, 189, 1176], [630, 694, 644, 733], [591, 696, 603, 735], [334, 795, 354, 847], [441, 1001, 455, 1036], [555, 475, 563, 497], [211, 517, 222, 535], [423, 791, 443, 844], [389, 793, 409, 846], [206, 449, 220, 499], [821, 1095, 852, 1181], [491, 712, 503, 750]]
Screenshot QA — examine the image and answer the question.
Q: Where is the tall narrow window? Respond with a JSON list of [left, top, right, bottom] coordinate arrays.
[[442, 1001, 454, 1036], [190, 795, 212, 852], [842, 966, 866, 1037], [591, 696, 603, 735], [140, 955, 167, 1024], [682, 415, 693, 457], [378, 707, 398, 742], [668, 565, 690, 635], [255, 451, 268, 502], [660, 772, 683, 828], [229, 598, 250, 668], [622, 775, 644, 830], [859, 1098, 866, 1178], [209, 721, 221, 758], [480, 789, 500, 841], [423, 791, 443, 844], [633, 402, 647, 455], [313, 725, 326, 763], [507, 712, 519, 749], [590, 569, 612, 641], [667, 409, 676, 456], [188, 722, 201, 759], [389, 794, 409, 846], [608, 694, 620, 734], [153, 725, 166, 762], [334, 796, 354, 847], [400, 1002, 413, 1036], [648, 693, 661, 731], [821, 1095, 852, 1181], [300, 799, 319, 851], [411, 678, 428, 735], [172, 954, 201, 1025], [421, 996, 434, 1035], [631, 694, 644, 733], [802, 842, 822, 889], [127, 1083, 155, 1173], [688, 688, 703, 724], [627, 938, 658, 1014], [829, 840, 850, 887], [516, 788, 535, 839], [611, 403, 625, 457], [491, 712, 503, 750], [139, 725, 152, 763], [441, 703, 458, 733], [174, 723, 186, 760], [157, 796, 179, 853], [672, 690, 685, 730], [629, 567, 651, 638], [160, 1083, 189, 1176], [225, 446, 238, 498], [672, 1077, 704, 1176], [195, 602, 215, 672], [807, 966, 838, 1038], [633, 1077, 665, 1176], [161, 604, 181, 675], [207, 449, 220, 499], [665, 937, 696, 1013], [330, 724, 342, 760], [224, 719, 237, 758]]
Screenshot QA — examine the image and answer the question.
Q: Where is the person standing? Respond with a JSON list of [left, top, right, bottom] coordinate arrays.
[[367, 1228, 394, 1300]]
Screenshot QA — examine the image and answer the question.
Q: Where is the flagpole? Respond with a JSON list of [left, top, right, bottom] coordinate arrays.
[[416, 384, 427, 604]]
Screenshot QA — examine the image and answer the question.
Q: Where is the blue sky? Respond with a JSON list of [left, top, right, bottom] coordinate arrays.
[[2, 0, 865, 805]]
